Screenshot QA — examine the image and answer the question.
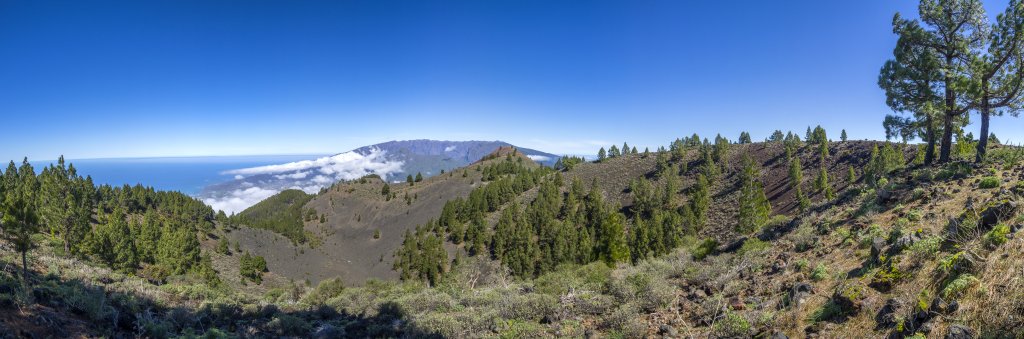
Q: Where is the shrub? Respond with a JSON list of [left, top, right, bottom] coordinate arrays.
[[533, 263, 611, 296], [497, 319, 547, 338], [984, 224, 1010, 249], [811, 263, 829, 282], [498, 293, 559, 322], [809, 300, 845, 323], [713, 310, 751, 337], [622, 271, 674, 312], [941, 274, 980, 300], [691, 239, 718, 260], [302, 277, 346, 305], [265, 313, 312, 336], [906, 236, 942, 263], [979, 176, 1001, 189], [870, 261, 909, 291], [736, 238, 771, 257], [938, 252, 976, 276]]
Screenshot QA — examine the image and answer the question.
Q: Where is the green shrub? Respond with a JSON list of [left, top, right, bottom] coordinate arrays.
[[497, 319, 547, 339], [941, 274, 980, 300], [979, 176, 1001, 189], [984, 224, 1010, 249], [939, 252, 975, 276], [623, 271, 674, 312], [498, 293, 559, 322], [302, 277, 346, 305], [691, 239, 718, 260], [811, 263, 829, 282], [713, 310, 751, 337], [736, 238, 770, 257], [265, 313, 312, 336], [809, 300, 846, 323], [906, 236, 942, 263], [870, 261, 909, 291], [533, 263, 611, 296]]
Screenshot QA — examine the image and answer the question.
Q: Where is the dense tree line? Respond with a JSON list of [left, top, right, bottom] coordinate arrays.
[[0, 157, 218, 285], [229, 189, 312, 244], [395, 134, 785, 283]]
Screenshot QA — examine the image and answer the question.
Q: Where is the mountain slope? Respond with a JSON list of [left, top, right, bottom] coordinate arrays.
[[224, 148, 543, 284], [3, 141, 1023, 338]]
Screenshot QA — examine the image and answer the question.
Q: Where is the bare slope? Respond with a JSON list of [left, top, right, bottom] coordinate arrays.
[[226, 149, 540, 285]]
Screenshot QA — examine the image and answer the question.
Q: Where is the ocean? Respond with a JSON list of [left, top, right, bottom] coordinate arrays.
[[28, 155, 327, 196]]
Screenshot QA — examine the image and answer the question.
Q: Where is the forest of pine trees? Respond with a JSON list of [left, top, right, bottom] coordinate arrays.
[[0, 157, 219, 286]]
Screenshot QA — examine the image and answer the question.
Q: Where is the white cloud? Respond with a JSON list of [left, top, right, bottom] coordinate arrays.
[[444, 145, 456, 152], [203, 148, 405, 214], [224, 149, 401, 178], [527, 155, 550, 162], [274, 171, 310, 180], [203, 186, 280, 215]]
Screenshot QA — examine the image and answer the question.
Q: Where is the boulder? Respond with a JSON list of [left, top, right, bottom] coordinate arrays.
[[659, 324, 678, 337], [892, 233, 921, 253], [789, 282, 814, 307], [875, 298, 904, 329], [870, 237, 887, 263], [977, 200, 1019, 230], [945, 324, 975, 339]]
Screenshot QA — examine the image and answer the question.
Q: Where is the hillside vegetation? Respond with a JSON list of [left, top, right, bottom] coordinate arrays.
[[230, 189, 315, 244], [4, 130, 1024, 337]]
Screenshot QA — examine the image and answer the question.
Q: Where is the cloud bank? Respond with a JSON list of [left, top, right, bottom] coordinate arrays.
[[201, 148, 403, 214]]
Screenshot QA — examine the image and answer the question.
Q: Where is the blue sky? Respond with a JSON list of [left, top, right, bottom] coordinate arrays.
[[2, 0, 1023, 161]]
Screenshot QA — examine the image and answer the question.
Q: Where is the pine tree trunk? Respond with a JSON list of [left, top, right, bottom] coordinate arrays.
[[925, 115, 936, 165], [21, 250, 28, 284], [976, 97, 991, 163], [939, 55, 955, 164], [63, 233, 71, 256]]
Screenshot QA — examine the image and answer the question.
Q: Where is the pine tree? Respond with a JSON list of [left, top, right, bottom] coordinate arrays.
[[381, 183, 391, 196], [814, 164, 834, 200], [597, 211, 629, 266], [407, 174, 414, 186], [609, 145, 621, 158], [597, 147, 607, 162], [848, 165, 857, 184], [841, 129, 848, 142], [415, 172, 423, 182], [40, 156, 92, 256], [739, 131, 752, 144], [1, 159, 41, 282], [737, 156, 771, 234], [690, 174, 711, 231]]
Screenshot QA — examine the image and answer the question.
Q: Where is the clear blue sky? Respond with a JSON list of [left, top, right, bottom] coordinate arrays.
[[2, 0, 1022, 161]]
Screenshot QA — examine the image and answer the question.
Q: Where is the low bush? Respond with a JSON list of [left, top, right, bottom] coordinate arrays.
[[736, 238, 771, 257], [984, 224, 1010, 249], [301, 277, 346, 305], [713, 310, 752, 337], [691, 239, 719, 260], [979, 176, 1001, 189], [811, 263, 829, 282], [941, 274, 980, 300]]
